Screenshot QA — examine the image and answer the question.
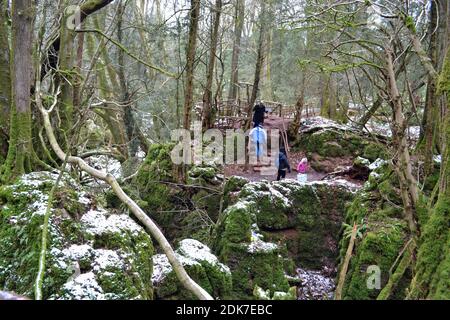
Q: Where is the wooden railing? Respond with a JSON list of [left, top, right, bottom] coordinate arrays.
[[194, 100, 326, 129]]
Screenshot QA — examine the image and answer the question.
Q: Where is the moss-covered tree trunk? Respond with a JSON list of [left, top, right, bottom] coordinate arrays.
[[117, 1, 139, 158], [0, 0, 10, 164], [202, 0, 222, 130], [320, 73, 337, 120], [56, 0, 76, 149], [183, 0, 200, 130], [1, 0, 35, 181], [421, 0, 439, 177], [409, 49, 450, 300]]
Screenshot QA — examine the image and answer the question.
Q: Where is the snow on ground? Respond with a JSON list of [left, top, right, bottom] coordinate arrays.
[[59, 272, 105, 300], [81, 209, 142, 237], [296, 267, 335, 300], [152, 239, 231, 285], [86, 155, 122, 179], [300, 116, 352, 132], [364, 120, 421, 140]]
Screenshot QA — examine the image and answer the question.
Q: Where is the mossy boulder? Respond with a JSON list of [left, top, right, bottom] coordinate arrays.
[[294, 117, 387, 170], [134, 144, 223, 240], [134, 143, 177, 213], [212, 200, 289, 299], [152, 239, 232, 300], [224, 179, 358, 269], [338, 162, 411, 300], [0, 172, 154, 300], [213, 178, 359, 298]]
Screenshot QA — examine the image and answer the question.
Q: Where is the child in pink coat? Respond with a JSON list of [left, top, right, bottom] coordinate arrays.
[[296, 158, 308, 182]]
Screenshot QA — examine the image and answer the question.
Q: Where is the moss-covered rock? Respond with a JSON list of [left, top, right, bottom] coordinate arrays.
[[293, 117, 388, 172], [213, 178, 359, 298], [0, 172, 154, 300], [338, 162, 411, 300], [134, 143, 177, 213], [152, 239, 232, 300], [133, 144, 223, 241], [226, 179, 358, 269]]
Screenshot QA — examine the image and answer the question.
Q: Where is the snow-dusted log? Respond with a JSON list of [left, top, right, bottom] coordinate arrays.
[[35, 88, 213, 300]]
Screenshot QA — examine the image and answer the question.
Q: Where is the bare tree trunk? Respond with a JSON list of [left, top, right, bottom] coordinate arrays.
[[422, 0, 439, 177], [289, 74, 306, 137], [245, 0, 267, 131], [0, 0, 10, 163], [183, 0, 200, 130], [386, 46, 419, 236], [357, 96, 382, 129], [1, 0, 35, 181], [117, 2, 139, 158], [227, 0, 245, 102], [202, 0, 222, 130], [261, 33, 273, 101]]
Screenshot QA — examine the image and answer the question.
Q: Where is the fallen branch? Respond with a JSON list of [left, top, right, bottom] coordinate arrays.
[[377, 239, 414, 300], [35, 157, 68, 300], [335, 222, 358, 300], [35, 87, 212, 301]]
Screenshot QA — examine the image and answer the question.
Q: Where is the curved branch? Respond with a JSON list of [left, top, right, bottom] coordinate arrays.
[[35, 89, 212, 301], [75, 28, 177, 78]]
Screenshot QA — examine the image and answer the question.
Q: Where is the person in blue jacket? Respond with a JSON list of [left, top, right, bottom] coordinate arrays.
[[249, 124, 267, 161]]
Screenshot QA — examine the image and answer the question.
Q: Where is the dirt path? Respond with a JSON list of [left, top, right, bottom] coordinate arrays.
[[224, 114, 363, 185], [225, 114, 327, 182]]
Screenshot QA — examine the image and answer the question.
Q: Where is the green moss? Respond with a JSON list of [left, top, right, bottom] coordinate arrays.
[[0, 172, 154, 300], [404, 15, 416, 34], [154, 240, 232, 300], [409, 196, 450, 299], [338, 161, 417, 300], [224, 243, 289, 299], [213, 201, 254, 256], [342, 221, 407, 299], [295, 126, 384, 163], [134, 144, 175, 213], [363, 143, 387, 162]]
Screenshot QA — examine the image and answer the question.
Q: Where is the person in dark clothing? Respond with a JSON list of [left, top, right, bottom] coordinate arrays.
[[253, 103, 268, 127], [276, 147, 291, 181]]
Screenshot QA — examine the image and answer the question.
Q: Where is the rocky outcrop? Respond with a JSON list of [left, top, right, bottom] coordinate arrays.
[[132, 143, 223, 244], [294, 117, 388, 172], [0, 172, 154, 300], [152, 239, 232, 300], [213, 177, 359, 298], [337, 160, 410, 299]]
